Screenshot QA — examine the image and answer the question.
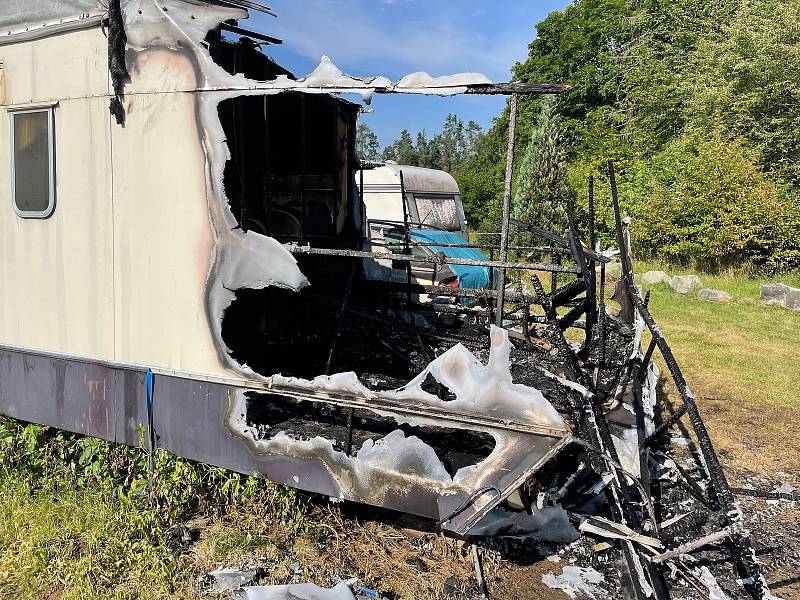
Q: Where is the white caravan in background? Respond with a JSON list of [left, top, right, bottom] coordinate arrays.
[[357, 161, 469, 238]]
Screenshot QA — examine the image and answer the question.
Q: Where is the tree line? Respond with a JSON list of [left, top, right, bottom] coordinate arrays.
[[357, 115, 484, 173], [361, 0, 800, 272]]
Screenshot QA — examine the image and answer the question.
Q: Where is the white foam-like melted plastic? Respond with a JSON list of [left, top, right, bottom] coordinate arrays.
[[612, 310, 657, 477], [390, 326, 566, 429], [227, 393, 456, 499], [233, 581, 356, 600], [395, 71, 492, 94], [542, 566, 605, 599], [699, 566, 732, 600]]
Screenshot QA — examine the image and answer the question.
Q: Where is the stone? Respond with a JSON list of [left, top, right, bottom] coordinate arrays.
[[669, 274, 702, 294], [640, 270, 671, 285], [761, 283, 800, 310], [697, 288, 732, 303]]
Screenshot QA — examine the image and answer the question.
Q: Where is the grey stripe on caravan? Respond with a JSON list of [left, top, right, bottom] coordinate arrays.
[[0, 342, 569, 437], [0, 342, 265, 390]]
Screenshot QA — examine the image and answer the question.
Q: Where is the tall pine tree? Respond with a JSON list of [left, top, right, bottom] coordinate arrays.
[[512, 100, 573, 243]]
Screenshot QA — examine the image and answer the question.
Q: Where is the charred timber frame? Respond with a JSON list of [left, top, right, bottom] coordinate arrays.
[[283, 244, 580, 273], [608, 161, 770, 599]]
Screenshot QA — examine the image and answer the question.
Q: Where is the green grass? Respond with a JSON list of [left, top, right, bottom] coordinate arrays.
[[0, 478, 184, 599], [0, 424, 474, 600], [631, 263, 800, 473]]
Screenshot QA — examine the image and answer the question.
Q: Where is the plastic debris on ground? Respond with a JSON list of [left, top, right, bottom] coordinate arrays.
[[541, 566, 606, 599], [232, 581, 357, 600], [198, 567, 256, 596]]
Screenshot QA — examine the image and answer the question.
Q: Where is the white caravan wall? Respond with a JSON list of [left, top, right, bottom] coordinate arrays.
[[0, 28, 231, 378], [112, 48, 227, 376], [0, 28, 114, 360]]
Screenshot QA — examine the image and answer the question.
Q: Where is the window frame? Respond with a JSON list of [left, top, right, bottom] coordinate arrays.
[[9, 106, 56, 219]]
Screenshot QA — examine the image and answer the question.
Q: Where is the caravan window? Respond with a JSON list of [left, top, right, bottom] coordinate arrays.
[[10, 108, 55, 218], [414, 195, 458, 230]]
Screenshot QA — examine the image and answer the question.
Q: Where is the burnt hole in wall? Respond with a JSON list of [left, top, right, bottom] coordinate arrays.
[[220, 260, 441, 381], [242, 392, 496, 476], [210, 33, 408, 382], [209, 33, 486, 389]]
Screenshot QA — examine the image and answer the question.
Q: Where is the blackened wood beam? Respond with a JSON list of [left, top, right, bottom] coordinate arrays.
[[463, 83, 573, 95], [219, 23, 282, 44], [511, 218, 611, 264]]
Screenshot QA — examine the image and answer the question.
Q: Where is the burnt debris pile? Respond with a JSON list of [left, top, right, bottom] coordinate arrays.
[[202, 29, 777, 599], [232, 160, 781, 599]]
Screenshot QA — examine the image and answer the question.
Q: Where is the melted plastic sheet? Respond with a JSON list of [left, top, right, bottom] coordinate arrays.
[[233, 581, 356, 600]]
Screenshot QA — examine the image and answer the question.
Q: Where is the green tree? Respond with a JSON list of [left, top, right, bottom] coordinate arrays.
[[416, 130, 432, 168], [687, 0, 800, 186], [435, 114, 467, 172], [626, 133, 799, 269], [356, 122, 380, 161], [396, 130, 418, 165], [512, 100, 574, 241], [464, 121, 484, 161]]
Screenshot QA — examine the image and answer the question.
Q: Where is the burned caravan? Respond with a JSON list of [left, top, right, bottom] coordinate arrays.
[[0, 0, 573, 535], [0, 2, 774, 597]]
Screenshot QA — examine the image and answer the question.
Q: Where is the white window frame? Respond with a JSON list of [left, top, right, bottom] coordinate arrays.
[[9, 105, 56, 219]]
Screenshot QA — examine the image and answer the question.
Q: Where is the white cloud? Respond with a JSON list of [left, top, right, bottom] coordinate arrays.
[[257, 0, 533, 82]]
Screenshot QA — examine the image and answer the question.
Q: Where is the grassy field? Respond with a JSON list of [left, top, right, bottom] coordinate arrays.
[[0, 266, 798, 599], [632, 263, 800, 476]]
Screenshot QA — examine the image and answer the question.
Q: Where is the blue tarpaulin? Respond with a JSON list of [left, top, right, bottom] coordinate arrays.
[[409, 229, 494, 289]]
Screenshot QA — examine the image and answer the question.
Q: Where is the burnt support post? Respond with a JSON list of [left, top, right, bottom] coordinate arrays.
[[586, 175, 597, 352], [565, 206, 594, 355], [551, 252, 560, 294], [495, 94, 518, 326], [588, 175, 597, 253], [400, 171, 413, 307]]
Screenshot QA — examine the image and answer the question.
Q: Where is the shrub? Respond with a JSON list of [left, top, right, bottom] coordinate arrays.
[[566, 133, 800, 272]]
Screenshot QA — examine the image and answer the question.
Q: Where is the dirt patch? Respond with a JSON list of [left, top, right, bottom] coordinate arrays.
[[656, 378, 800, 476]]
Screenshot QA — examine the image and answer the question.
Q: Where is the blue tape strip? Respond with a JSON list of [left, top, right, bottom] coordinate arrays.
[[145, 369, 155, 452]]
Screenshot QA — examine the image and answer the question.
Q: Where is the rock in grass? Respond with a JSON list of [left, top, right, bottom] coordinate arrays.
[[761, 283, 800, 310], [669, 274, 702, 294], [640, 270, 671, 285], [698, 288, 732, 303]]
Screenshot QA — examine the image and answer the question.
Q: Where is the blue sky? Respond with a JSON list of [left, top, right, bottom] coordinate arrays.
[[246, 1, 570, 148]]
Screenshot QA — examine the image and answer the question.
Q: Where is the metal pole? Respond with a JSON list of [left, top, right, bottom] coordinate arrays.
[[588, 175, 597, 252], [495, 94, 518, 326], [400, 171, 413, 307]]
